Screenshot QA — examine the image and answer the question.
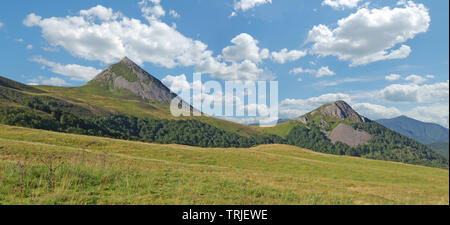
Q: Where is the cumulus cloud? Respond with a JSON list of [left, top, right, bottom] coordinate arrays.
[[161, 74, 191, 93], [271, 48, 307, 64], [385, 74, 401, 81], [308, 1, 430, 66], [28, 76, 69, 86], [289, 67, 315, 75], [352, 102, 401, 120], [80, 5, 121, 21], [196, 57, 265, 81], [380, 81, 449, 103], [139, 0, 165, 21], [322, 0, 361, 10], [222, 33, 269, 63], [23, 5, 211, 68], [234, 0, 272, 12], [404, 74, 427, 84], [24, 5, 277, 81], [406, 104, 449, 128], [316, 66, 336, 77], [196, 33, 278, 80], [288, 66, 335, 78], [30, 56, 101, 82], [23, 13, 41, 27]]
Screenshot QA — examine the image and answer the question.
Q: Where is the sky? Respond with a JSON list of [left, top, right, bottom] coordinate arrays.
[[0, 0, 448, 127]]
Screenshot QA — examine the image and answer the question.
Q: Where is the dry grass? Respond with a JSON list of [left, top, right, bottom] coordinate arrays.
[[0, 124, 448, 205]]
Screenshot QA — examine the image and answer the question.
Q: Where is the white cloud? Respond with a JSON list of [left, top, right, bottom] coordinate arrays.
[[196, 33, 276, 81], [161, 74, 191, 93], [289, 67, 315, 75], [23, 5, 211, 68], [23, 13, 42, 27], [196, 57, 265, 81], [233, 0, 272, 12], [23, 5, 274, 81], [308, 1, 430, 66], [322, 0, 361, 10], [352, 103, 401, 120], [289, 66, 335, 78], [0, 22, 4, 28], [26, 45, 33, 50], [385, 74, 401, 81], [406, 104, 449, 128], [80, 5, 121, 21], [30, 56, 101, 82], [380, 81, 449, 103], [15, 38, 24, 42], [405, 74, 427, 84], [271, 48, 307, 64], [42, 77, 69, 86], [28, 76, 69, 86], [316, 66, 335, 77], [139, 0, 165, 21], [169, 10, 180, 18], [222, 33, 269, 63], [316, 77, 368, 87]]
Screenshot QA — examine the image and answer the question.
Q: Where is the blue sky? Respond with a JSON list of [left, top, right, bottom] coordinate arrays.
[[0, 0, 448, 127]]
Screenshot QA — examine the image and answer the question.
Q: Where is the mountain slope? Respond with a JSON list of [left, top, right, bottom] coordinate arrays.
[[0, 124, 448, 205], [86, 57, 177, 104], [0, 58, 273, 148], [428, 143, 449, 159], [376, 116, 449, 144], [262, 101, 448, 168]]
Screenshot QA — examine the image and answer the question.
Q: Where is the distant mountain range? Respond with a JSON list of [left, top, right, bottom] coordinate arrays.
[[376, 116, 449, 144], [0, 57, 448, 168], [376, 116, 449, 159]]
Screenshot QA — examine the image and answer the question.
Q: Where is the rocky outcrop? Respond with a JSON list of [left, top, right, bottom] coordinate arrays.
[[327, 123, 371, 147]]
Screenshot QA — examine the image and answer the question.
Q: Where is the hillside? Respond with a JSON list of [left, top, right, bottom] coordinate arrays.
[[0, 124, 448, 205], [0, 58, 448, 168], [376, 116, 449, 144], [261, 101, 448, 168], [0, 59, 272, 146]]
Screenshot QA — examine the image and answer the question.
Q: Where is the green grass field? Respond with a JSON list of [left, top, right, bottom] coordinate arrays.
[[0, 124, 448, 205]]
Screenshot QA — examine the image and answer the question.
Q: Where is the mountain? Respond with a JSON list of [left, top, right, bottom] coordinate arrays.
[[428, 142, 449, 159], [0, 59, 448, 168], [295, 100, 369, 124], [0, 57, 278, 149], [376, 116, 449, 144], [87, 57, 177, 104], [261, 100, 448, 168], [294, 101, 371, 147]]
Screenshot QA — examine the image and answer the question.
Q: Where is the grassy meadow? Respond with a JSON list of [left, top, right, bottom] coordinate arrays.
[[0, 124, 448, 205]]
